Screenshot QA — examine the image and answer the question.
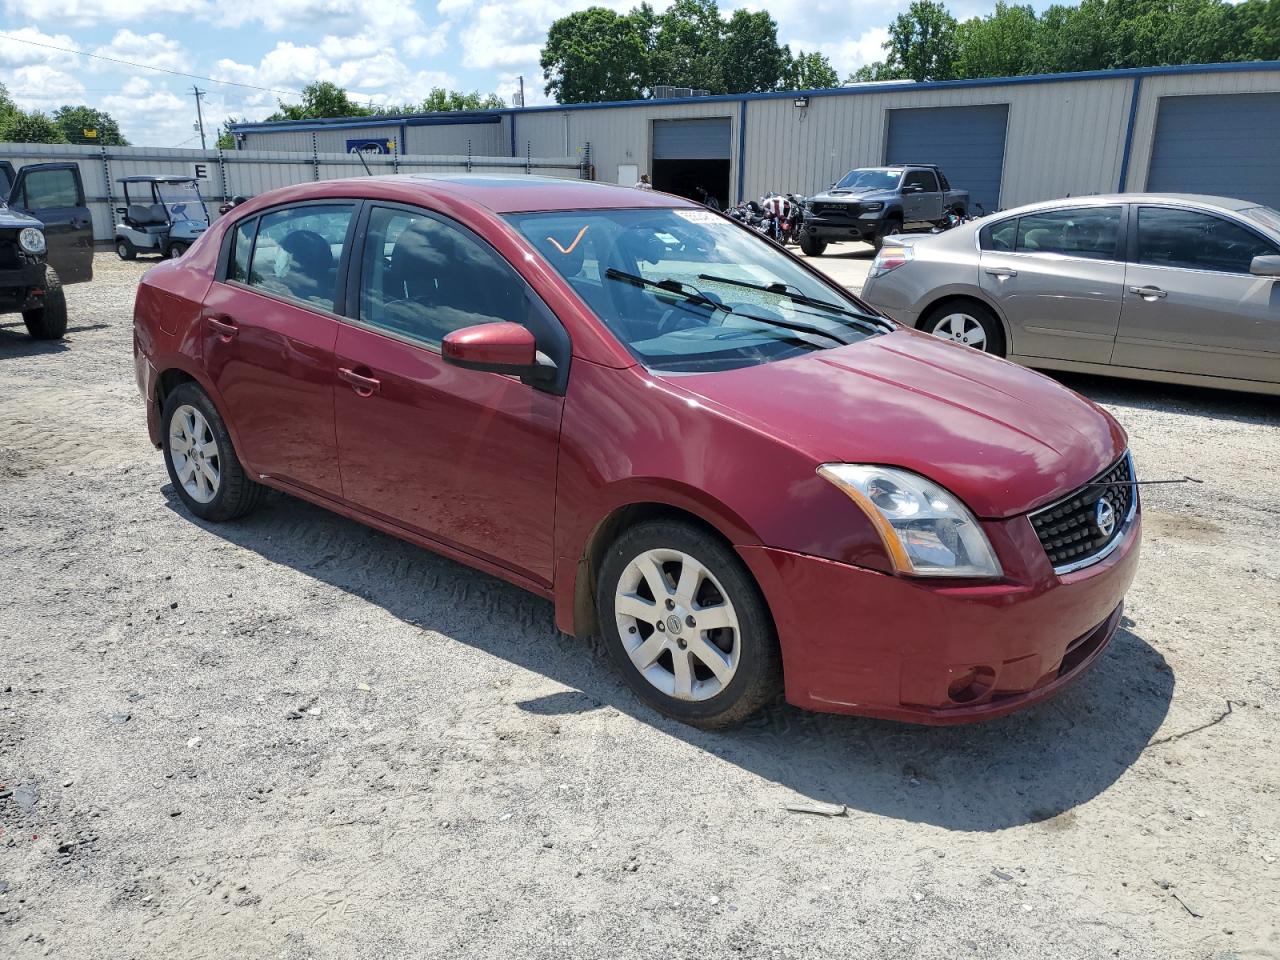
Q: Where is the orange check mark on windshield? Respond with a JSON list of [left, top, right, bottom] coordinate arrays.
[[546, 226, 588, 254]]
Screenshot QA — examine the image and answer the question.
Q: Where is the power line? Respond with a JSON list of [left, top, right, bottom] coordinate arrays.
[[0, 33, 304, 98]]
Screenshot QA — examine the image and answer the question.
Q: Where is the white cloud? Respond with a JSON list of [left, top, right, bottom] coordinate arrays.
[[0, 27, 79, 68], [787, 27, 890, 79], [93, 30, 188, 73], [1, 0, 421, 34]]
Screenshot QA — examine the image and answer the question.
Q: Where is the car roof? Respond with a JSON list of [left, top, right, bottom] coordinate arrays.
[[309, 174, 702, 214], [1000, 192, 1265, 215]]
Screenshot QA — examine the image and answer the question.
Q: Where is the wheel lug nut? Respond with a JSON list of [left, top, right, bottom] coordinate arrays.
[[656, 622, 665, 632], [685, 615, 695, 627], [677, 638, 687, 649], [665, 599, 675, 610], [628, 626, 637, 634]]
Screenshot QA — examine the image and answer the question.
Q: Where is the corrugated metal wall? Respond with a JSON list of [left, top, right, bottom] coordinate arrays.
[[1125, 68, 1280, 191], [0, 142, 584, 241]]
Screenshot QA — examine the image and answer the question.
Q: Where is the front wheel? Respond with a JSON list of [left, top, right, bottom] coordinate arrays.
[[597, 520, 782, 728], [872, 218, 903, 252], [116, 238, 137, 260], [167, 242, 188, 259], [922, 300, 1006, 356], [799, 233, 827, 257], [22, 266, 67, 340], [161, 382, 265, 521]]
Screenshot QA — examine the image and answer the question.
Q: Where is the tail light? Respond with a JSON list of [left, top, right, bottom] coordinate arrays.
[[869, 243, 913, 279]]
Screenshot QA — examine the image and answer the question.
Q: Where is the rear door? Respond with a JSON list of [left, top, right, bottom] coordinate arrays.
[[978, 204, 1126, 364], [1114, 204, 1280, 384], [201, 201, 356, 498], [8, 163, 94, 284]]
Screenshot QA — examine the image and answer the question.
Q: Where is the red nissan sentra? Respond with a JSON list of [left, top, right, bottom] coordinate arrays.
[[133, 176, 1140, 728]]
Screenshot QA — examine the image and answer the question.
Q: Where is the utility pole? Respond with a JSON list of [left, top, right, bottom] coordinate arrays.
[[517, 75, 525, 108], [192, 86, 207, 150]]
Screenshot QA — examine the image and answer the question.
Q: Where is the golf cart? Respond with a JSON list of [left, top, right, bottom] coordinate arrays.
[[114, 176, 211, 260]]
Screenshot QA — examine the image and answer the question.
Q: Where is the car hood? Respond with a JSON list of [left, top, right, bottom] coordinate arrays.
[[810, 188, 896, 203], [0, 202, 42, 229], [662, 330, 1127, 519]]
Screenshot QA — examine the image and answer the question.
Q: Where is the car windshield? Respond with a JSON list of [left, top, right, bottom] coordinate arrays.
[[155, 181, 208, 224], [507, 207, 887, 373], [1243, 205, 1280, 235], [834, 168, 903, 191]]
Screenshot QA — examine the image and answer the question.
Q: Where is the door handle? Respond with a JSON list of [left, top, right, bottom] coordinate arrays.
[[338, 366, 381, 396], [984, 266, 1017, 278], [206, 314, 238, 338], [1129, 285, 1167, 300]]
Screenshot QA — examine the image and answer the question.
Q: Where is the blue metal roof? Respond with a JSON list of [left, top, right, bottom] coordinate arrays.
[[228, 59, 1280, 134]]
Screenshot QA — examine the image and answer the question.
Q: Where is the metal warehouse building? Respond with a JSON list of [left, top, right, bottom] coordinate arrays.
[[230, 61, 1280, 213]]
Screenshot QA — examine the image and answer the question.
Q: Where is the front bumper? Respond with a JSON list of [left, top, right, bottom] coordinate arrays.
[[738, 511, 1141, 724], [0, 262, 47, 312]]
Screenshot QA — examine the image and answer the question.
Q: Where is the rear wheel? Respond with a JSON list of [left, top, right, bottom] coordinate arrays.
[[597, 519, 782, 729], [167, 242, 189, 259], [116, 238, 137, 260], [922, 299, 1006, 356], [22, 266, 67, 341], [799, 233, 827, 257], [161, 382, 264, 522]]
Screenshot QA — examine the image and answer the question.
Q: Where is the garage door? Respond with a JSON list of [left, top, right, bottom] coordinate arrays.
[[652, 118, 731, 160], [1146, 93, 1280, 209], [885, 104, 1009, 214]]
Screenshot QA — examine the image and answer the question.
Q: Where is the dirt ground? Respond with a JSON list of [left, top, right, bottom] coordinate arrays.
[[1, 253, 1278, 959]]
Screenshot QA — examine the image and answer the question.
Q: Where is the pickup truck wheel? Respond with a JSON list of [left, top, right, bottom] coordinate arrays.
[[922, 300, 1006, 357], [873, 217, 903, 252], [161, 382, 265, 522], [598, 520, 782, 729], [116, 238, 137, 260], [799, 233, 827, 257], [22, 266, 68, 341]]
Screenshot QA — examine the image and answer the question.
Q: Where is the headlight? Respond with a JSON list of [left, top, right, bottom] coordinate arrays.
[[18, 227, 46, 254], [861, 201, 885, 212], [817, 464, 1003, 578]]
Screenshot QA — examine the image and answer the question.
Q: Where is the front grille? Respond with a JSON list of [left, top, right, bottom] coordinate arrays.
[[811, 202, 853, 216], [1030, 453, 1135, 572], [0, 238, 18, 270]]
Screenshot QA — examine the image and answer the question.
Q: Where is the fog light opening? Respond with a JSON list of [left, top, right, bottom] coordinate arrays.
[[947, 666, 996, 704]]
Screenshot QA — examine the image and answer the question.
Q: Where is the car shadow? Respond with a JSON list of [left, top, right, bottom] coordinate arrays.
[[0, 319, 111, 357], [1049, 371, 1279, 427], [162, 487, 1173, 833]]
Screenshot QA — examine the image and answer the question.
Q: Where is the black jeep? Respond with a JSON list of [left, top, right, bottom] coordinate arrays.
[[0, 161, 94, 340]]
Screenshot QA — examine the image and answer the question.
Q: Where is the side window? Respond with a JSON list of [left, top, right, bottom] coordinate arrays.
[[359, 205, 532, 347], [230, 219, 256, 283], [981, 218, 1017, 251], [1136, 206, 1277, 274], [21, 168, 81, 209], [937, 170, 950, 191], [1014, 206, 1121, 259], [246, 204, 353, 311], [903, 169, 939, 192]]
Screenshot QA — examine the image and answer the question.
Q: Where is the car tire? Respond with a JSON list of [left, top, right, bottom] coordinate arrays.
[[922, 299, 1006, 356], [161, 382, 265, 522], [116, 238, 137, 260], [873, 217, 903, 252], [597, 519, 782, 729], [22, 266, 68, 341], [799, 233, 827, 257], [167, 242, 189, 259]]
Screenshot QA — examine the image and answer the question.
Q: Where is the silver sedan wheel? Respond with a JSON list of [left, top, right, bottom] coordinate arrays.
[[169, 404, 220, 504], [931, 312, 989, 351], [614, 548, 741, 702]]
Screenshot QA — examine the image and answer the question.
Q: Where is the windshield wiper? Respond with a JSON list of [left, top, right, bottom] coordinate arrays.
[[604, 268, 725, 312], [697, 273, 891, 331]]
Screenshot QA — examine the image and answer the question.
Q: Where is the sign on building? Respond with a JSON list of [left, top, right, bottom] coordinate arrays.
[[347, 138, 396, 155]]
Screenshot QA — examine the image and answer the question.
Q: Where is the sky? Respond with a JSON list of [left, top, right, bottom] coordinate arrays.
[[0, 0, 1012, 148]]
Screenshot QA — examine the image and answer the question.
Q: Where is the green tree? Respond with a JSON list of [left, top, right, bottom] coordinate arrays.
[[721, 9, 789, 92], [52, 105, 129, 146], [954, 2, 1041, 78], [1234, 0, 1280, 60], [0, 109, 69, 144], [786, 51, 841, 89], [540, 6, 650, 102], [268, 81, 370, 121], [419, 89, 506, 111], [883, 0, 959, 81], [0, 82, 16, 126], [651, 0, 727, 92]]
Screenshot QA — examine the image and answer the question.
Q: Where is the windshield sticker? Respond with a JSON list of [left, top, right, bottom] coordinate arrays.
[[675, 209, 719, 224], [546, 225, 588, 254]]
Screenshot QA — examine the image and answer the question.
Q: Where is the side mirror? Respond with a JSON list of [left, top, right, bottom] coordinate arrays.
[[442, 322, 549, 381], [1250, 254, 1280, 278]]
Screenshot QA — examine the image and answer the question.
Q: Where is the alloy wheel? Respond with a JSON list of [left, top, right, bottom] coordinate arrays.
[[614, 548, 741, 702], [931, 313, 989, 351], [169, 404, 221, 503]]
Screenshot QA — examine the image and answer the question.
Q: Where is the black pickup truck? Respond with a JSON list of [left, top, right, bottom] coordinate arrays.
[[800, 164, 969, 256], [0, 161, 94, 340]]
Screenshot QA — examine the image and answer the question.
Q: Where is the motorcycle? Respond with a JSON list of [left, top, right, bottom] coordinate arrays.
[[758, 193, 804, 245]]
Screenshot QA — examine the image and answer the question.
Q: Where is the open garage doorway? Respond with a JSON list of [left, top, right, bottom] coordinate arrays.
[[651, 118, 732, 209]]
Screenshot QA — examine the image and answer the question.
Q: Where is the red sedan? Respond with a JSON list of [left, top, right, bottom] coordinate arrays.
[[133, 175, 1141, 728]]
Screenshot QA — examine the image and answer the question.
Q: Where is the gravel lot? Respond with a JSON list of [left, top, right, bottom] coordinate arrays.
[[2, 252, 1278, 960]]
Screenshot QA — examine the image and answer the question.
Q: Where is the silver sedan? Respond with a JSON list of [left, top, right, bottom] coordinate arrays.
[[859, 193, 1280, 396]]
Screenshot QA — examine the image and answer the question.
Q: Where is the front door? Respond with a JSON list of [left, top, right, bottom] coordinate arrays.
[[979, 204, 1126, 364], [8, 163, 94, 284], [1114, 205, 1280, 384], [201, 202, 356, 497], [333, 204, 567, 585], [901, 169, 942, 225]]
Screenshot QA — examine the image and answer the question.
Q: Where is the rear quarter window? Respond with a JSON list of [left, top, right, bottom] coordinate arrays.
[[980, 218, 1017, 251]]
